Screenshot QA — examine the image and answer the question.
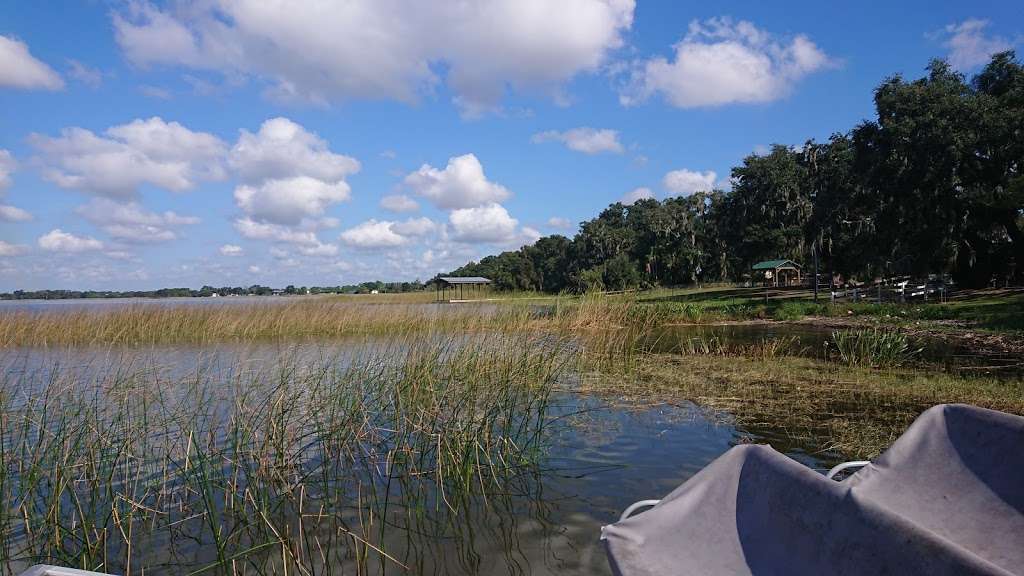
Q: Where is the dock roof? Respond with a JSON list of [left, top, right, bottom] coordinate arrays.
[[437, 276, 492, 284], [751, 259, 801, 270]]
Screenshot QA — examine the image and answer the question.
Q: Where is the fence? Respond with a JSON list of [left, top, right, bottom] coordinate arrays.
[[829, 279, 952, 305]]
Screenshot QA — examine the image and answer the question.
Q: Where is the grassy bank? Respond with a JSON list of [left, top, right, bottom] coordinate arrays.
[[585, 353, 1024, 461], [637, 286, 1024, 331]]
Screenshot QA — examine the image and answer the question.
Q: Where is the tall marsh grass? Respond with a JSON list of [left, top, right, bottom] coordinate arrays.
[[0, 301, 540, 347], [0, 332, 578, 575], [0, 294, 656, 348]]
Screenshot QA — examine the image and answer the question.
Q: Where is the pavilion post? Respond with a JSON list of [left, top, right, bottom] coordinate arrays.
[[813, 243, 819, 302]]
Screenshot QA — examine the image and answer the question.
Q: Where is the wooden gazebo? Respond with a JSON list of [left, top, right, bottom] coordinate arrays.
[[435, 276, 492, 302], [752, 259, 802, 287]]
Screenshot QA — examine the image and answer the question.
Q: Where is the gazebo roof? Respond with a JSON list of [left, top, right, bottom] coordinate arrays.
[[438, 276, 492, 284], [752, 259, 801, 270]]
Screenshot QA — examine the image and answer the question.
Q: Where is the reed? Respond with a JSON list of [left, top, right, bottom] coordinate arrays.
[[2, 293, 1017, 575], [0, 331, 577, 575], [0, 300, 540, 347], [0, 294, 664, 348]]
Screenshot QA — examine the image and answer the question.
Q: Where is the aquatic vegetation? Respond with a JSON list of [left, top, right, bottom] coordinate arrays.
[[589, 354, 1024, 461], [0, 293, 652, 348], [0, 300, 539, 347], [828, 329, 921, 367], [676, 335, 726, 356], [644, 300, 762, 323], [0, 332, 577, 575], [0, 294, 1019, 575], [743, 336, 805, 360]]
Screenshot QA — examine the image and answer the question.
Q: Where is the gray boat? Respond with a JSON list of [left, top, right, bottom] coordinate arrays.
[[602, 404, 1024, 575]]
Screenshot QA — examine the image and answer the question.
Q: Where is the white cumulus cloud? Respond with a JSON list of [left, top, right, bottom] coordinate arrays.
[[547, 216, 573, 229], [229, 117, 360, 184], [0, 240, 29, 257], [380, 194, 419, 213], [30, 117, 226, 198], [622, 17, 831, 108], [234, 177, 351, 226], [111, 0, 634, 115], [0, 35, 64, 90], [937, 19, 1015, 70], [0, 150, 15, 190], [405, 154, 510, 210], [449, 203, 519, 243], [532, 127, 624, 154], [622, 187, 654, 205], [339, 219, 409, 249], [0, 205, 32, 222], [391, 217, 437, 237], [232, 216, 338, 257], [220, 244, 243, 256], [76, 198, 199, 244], [233, 217, 322, 246], [38, 229, 104, 253], [228, 118, 358, 250], [663, 169, 717, 196], [0, 150, 30, 221], [339, 217, 437, 249], [518, 226, 542, 246], [297, 243, 339, 257]]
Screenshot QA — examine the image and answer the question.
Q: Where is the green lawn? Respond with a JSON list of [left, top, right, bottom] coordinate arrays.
[[942, 290, 1024, 332], [634, 286, 1024, 333]]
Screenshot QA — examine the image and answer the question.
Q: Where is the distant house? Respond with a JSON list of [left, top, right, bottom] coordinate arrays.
[[752, 259, 802, 287]]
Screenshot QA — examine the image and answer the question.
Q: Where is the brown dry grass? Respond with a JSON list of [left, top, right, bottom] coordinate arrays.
[[0, 293, 655, 347]]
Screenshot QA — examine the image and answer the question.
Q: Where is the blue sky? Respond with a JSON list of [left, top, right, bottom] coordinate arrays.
[[0, 1, 1020, 290]]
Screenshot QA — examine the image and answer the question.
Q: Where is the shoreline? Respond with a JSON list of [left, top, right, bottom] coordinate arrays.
[[662, 315, 1024, 358]]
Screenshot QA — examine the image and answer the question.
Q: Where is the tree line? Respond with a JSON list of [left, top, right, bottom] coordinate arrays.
[[442, 53, 1024, 292], [1, 280, 426, 300]]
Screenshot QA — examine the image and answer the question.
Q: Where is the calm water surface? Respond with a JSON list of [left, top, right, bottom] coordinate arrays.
[[1, 299, 1015, 573], [0, 341, 829, 575], [0, 295, 324, 312]]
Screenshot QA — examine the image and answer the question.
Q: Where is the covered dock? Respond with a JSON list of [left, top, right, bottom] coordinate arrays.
[[435, 276, 492, 302]]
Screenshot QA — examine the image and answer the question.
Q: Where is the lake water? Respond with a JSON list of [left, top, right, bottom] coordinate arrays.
[[0, 341, 829, 575], [0, 295, 307, 312], [2, 300, 1013, 574], [6, 296, 1016, 375]]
